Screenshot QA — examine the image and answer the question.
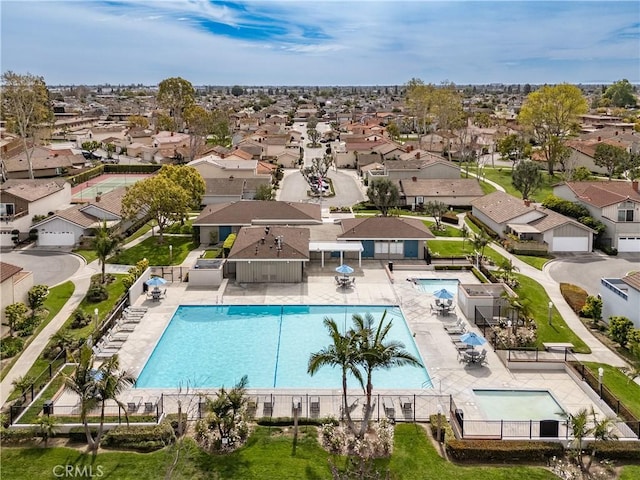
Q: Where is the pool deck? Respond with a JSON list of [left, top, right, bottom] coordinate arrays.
[[54, 261, 611, 424]]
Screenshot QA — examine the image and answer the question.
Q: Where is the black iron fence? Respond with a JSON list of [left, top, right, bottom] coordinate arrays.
[[150, 266, 189, 283]]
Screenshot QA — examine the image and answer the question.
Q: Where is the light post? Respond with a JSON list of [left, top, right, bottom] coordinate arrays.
[[94, 307, 99, 331], [436, 404, 443, 444], [548, 301, 553, 326], [169, 245, 173, 264], [598, 367, 604, 399]]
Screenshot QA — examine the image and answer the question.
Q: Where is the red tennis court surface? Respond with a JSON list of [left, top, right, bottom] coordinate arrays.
[[71, 173, 151, 201]]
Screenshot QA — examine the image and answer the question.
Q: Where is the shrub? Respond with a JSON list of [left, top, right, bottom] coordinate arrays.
[[560, 283, 588, 314], [608, 316, 634, 347], [584, 440, 640, 460], [71, 309, 91, 329], [600, 245, 618, 256], [0, 427, 36, 444], [445, 439, 564, 463], [466, 213, 500, 239], [441, 212, 459, 225], [86, 282, 108, 303], [256, 416, 338, 427], [0, 336, 24, 359], [428, 414, 454, 443], [68, 426, 98, 442], [102, 422, 175, 452]]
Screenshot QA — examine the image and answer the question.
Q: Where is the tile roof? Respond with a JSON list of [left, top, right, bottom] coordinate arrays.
[[399, 178, 483, 197], [194, 200, 322, 226], [0, 262, 23, 283], [562, 181, 640, 208], [204, 178, 246, 196], [228, 226, 309, 260], [3, 146, 85, 173], [471, 191, 539, 224], [338, 216, 435, 239], [621, 271, 640, 291], [1, 179, 67, 202]]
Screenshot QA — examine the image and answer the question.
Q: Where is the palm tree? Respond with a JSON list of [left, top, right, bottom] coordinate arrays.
[[461, 224, 469, 250], [587, 407, 618, 472], [308, 317, 362, 436], [351, 311, 422, 438], [470, 231, 490, 266], [36, 415, 59, 447], [92, 221, 120, 284], [561, 407, 590, 471], [48, 328, 75, 359]]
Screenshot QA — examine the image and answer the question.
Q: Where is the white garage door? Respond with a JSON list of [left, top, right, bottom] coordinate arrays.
[[38, 231, 76, 246], [552, 237, 589, 252], [618, 236, 640, 253]]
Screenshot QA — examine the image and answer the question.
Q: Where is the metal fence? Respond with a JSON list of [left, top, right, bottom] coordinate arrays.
[[150, 266, 189, 283]]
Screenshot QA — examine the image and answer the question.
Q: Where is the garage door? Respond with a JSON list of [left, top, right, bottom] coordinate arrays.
[[38, 231, 76, 246], [552, 237, 589, 252], [618, 236, 640, 252]]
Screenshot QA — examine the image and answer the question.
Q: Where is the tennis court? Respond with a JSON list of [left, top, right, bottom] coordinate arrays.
[[71, 174, 151, 201]]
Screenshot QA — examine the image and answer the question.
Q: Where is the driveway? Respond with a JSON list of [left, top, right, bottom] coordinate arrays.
[[1, 250, 83, 286], [277, 168, 365, 207], [546, 253, 640, 295]]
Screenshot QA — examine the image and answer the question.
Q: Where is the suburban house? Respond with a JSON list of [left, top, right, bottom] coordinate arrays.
[[600, 271, 640, 329], [31, 187, 137, 247], [226, 225, 310, 283], [202, 177, 271, 205], [471, 191, 595, 253], [187, 156, 271, 180], [337, 216, 434, 260], [193, 200, 322, 245], [553, 181, 640, 252], [382, 156, 461, 181], [2, 146, 86, 179], [0, 179, 71, 247], [0, 262, 34, 328], [398, 178, 484, 208]]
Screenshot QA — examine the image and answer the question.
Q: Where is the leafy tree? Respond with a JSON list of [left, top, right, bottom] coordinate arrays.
[[518, 84, 588, 175], [307, 127, 321, 146], [308, 318, 362, 436], [157, 77, 195, 132], [621, 152, 640, 181], [424, 201, 448, 230], [366, 178, 399, 216], [602, 79, 636, 107], [36, 416, 60, 447], [608, 316, 634, 347], [11, 374, 35, 395], [155, 113, 177, 132], [471, 231, 490, 264], [27, 284, 49, 316], [496, 133, 532, 172], [306, 115, 319, 130], [127, 115, 149, 129], [158, 164, 205, 210], [1, 71, 54, 179], [587, 408, 618, 473], [81, 140, 101, 153], [581, 295, 602, 326], [431, 82, 464, 160], [63, 345, 134, 455], [561, 407, 590, 471], [571, 166, 593, 181], [405, 78, 435, 147], [122, 175, 190, 244], [92, 221, 120, 284], [183, 105, 212, 162], [512, 160, 543, 200], [4, 302, 28, 336], [593, 143, 629, 180], [300, 155, 332, 196], [385, 121, 400, 141], [230, 85, 244, 97], [254, 184, 273, 200], [209, 108, 232, 147]]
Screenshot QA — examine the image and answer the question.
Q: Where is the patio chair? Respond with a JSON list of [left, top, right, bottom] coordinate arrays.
[[116, 319, 136, 332], [262, 396, 273, 415], [350, 277, 356, 287], [310, 396, 320, 415], [400, 396, 412, 411], [382, 397, 395, 419], [444, 322, 466, 334], [335, 275, 341, 285], [144, 396, 158, 413], [477, 349, 488, 365], [127, 397, 142, 413]]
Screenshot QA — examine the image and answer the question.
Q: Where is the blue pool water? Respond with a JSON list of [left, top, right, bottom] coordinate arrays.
[[415, 279, 460, 295], [474, 389, 565, 421], [135, 305, 431, 389]]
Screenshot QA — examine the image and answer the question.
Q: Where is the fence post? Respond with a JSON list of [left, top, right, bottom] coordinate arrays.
[[500, 420, 503, 439], [529, 420, 532, 439], [413, 394, 416, 423]]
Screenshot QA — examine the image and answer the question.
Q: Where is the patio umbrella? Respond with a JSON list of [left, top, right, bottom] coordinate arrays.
[[433, 288, 454, 300], [335, 264, 354, 276], [146, 276, 167, 288], [459, 332, 487, 349]]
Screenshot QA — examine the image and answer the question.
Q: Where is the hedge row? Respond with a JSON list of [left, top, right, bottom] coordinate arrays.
[[0, 427, 37, 445], [434, 265, 473, 271], [256, 416, 338, 427], [445, 439, 564, 463], [560, 283, 588, 314], [102, 422, 175, 452], [466, 213, 500, 240], [67, 165, 104, 185], [428, 414, 455, 442], [586, 441, 640, 460], [104, 164, 161, 174]]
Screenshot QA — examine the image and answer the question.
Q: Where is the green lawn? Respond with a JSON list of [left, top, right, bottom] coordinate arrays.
[[423, 221, 463, 237], [0, 424, 558, 479], [514, 254, 554, 270], [427, 240, 505, 265], [202, 248, 222, 259], [471, 166, 560, 202], [71, 249, 98, 264], [122, 221, 155, 244], [621, 465, 640, 480], [583, 362, 640, 419], [0, 281, 75, 382], [513, 274, 590, 353], [108, 236, 198, 266]]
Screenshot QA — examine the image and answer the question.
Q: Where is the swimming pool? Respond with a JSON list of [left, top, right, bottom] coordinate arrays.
[[135, 305, 432, 389], [415, 279, 460, 295], [473, 389, 565, 421]]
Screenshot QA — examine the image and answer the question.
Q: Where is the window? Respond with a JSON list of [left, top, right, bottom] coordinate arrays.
[[617, 201, 635, 222], [375, 241, 404, 255], [1, 203, 15, 217]]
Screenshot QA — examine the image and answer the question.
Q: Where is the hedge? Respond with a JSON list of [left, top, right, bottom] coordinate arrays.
[[102, 422, 175, 452], [256, 416, 338, 427], [585, 441, 640, 461], [560, 283, 588, 315], [428, 414, 455, 443], [441, 212, 459, 225], [104, 164, 161, 174], [434, 265, 473, 271], [67, 165, 104, 185], [446, 439, 564, 463], [68, 426, 98, 442], [0, 427, 36, 445], [466, 213, 500, 240]]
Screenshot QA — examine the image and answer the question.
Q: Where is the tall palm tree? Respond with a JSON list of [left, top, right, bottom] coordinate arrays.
[[351, 311, 422, 438], [308, 317, 362, 436], [470, 231, 490, 266], [586, 407, 618, 472], [92, 221, 120, 284], [561, 407, 590, 471]]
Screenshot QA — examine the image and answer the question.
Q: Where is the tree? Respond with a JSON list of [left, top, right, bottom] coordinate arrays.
[[254, 184, 273, 200], [587, 408, 618, 473], [308, 318, 362, 437], [183, 105, 212, 162], [36, 415, 59, 447], [581, 295, 602, 326], [127, 115, 149, 129], [593, 143, 629, 180], [561, 407, 590, 471], [307, 127, 321, 146], [602, 79, 636, 107], [471, 231, 490, 265], [424, 201, 448, 230], [231, 85, 244, 97], [4, 302, 28, 336], [27, 284, 49, 316], [92, 221, 120, 284], [518, 84, 588, 175], [81, 141, 101, 154], [122, 175, 189, 244], [461, 224, 469, 250], [1, 71, 54, 179], [351, 311, 422, 438], [431, 82, 464, 160], [157, 77, 195, 132], [608, 316, 634, 347], [405, 78, 435, 147], [158, 164, 206, 210], [496, 133, 532, 172], [512, 160, 543, 200], [300, 155, 332, 196], [209, 108, 232, 147], [385, 121, 400, 141], [366, 178, 399, 216], [621, 152, 640, 181]]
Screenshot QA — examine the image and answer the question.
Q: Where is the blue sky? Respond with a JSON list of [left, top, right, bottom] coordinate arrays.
[[1, 1, 638, 86]]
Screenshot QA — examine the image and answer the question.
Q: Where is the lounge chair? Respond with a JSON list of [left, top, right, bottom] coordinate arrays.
[[400, 396, 412, 411], [125, 306, 148, 313], [444, 322, 466, 333], [247, 397, 258, 412], [310, 396, 320, 415], [92, 346, 117, 359], [144, 396, 158, 413], [127, 397, 142, 413], [382, 397, 395, 419], [262, 395, 273, 415], [116, 319, 136, 332]]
